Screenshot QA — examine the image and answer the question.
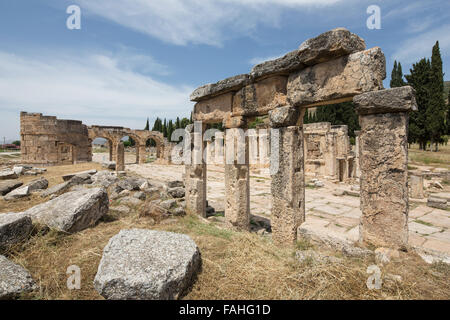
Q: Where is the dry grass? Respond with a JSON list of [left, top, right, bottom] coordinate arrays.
[[1, 162, 449, 300], [0, 162, 103, 213], [408, 143, 450, 169]]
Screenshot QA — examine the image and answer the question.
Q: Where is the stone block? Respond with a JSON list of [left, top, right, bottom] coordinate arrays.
[[354, 86, 418, 115], [288, 47, 385, 107]]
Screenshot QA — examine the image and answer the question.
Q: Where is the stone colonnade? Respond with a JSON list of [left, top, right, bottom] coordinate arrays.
[[185, 28, 418, 250]]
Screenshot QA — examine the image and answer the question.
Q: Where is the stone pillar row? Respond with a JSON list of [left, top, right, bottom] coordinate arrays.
[[184, 86, 416, 249]]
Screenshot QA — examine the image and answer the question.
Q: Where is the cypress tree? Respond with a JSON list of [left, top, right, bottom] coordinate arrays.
[[427, 41, 446, 151], [390, 61, 398, 88], [390, 60, 406, 88], [144, 118, 149, 130], [406, 58, 432, 149]]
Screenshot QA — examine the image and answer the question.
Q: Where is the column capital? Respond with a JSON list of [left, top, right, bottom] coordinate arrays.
[[353, 86, 418, 115]]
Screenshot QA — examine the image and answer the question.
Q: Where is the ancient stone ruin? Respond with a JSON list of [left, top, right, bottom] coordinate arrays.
[[186, 28, 417, 250], [20, 112, 172, 169]]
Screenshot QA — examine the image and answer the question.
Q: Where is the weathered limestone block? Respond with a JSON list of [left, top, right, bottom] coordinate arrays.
[[427, 197, 448, 210], [0, 213, 33, 252], [0, 255, 37, 299], [193, 92, 232, 123], [354, 86, 418, 115], [185, 164, 206, 217], [0, 181, 23, 196], [271, 126, 305, 245], [223, 115, 246, 129], [268, 105, 301, 128], [251, 28, 366, 79], [3, 186, 30, 201], [94, 229, 201, 300], [116, 143, 125, 172], [25, 178, 49, 193], [62, 169, 97, 181], [190, 74, 249, 102], [232, 76, 288, 117], [225, 128, 250, 230], [0, 170, 18, 180], [354, 88, 417, 249], [24, 188, 109, 233], [40, 181, 70, 198], [410, 174, 424, 199], [287, 47, 386, 107]]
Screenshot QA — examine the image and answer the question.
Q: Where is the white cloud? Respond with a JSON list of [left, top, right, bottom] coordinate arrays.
[[75, 0, 343, 46], [0, 50, 194, 139], [249, 54, 285, 65], [392, 24, 450, 63]]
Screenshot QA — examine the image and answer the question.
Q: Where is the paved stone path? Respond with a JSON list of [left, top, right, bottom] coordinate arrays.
[[122, 162, 450, 256]]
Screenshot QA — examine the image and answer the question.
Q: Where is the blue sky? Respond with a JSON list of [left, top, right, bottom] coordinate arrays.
[[0, 0, 449, 141]]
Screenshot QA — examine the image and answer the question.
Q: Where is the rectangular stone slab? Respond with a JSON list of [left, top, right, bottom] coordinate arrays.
[[251, 27, 366, 80], [287, 47, 386, 108], [190, 74, 249, 102], [193, 92, 233, 123]]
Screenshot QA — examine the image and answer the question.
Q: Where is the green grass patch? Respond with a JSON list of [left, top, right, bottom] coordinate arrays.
[[415, 219, 434, 227]]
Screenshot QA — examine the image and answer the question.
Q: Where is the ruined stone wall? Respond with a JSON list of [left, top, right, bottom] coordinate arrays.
[[20, 112, 91, 165], [187, 27, 417, 249], [303, 122, 354, 180]]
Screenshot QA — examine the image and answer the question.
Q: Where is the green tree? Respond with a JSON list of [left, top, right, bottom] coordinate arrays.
[[390, 60, 406, 88], [427, 41, 446, 151], [144, 117, 149, 130], [406, 58, 432, 149]]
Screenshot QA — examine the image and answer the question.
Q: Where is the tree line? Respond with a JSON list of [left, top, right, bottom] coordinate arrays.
[[391, 41, 449, 151]]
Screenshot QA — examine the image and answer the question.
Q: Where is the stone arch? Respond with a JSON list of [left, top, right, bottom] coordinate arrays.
[[130, 130, 166, 164]]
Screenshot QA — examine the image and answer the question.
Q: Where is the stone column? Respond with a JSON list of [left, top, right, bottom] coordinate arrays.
[[354, 86, 418, 250], [214, 131, 224, 165], [116, 142, 125, 172], [108, 140, 114, 161], [354, 130, 361, 178], [248, 129, 259, 166], [138, 144, 146, 164], [269, 106, 305, 245], [135, 144, 140, 164], [410, 174, 424, 199], [185, 122, 207, 217], [224, 116, 250, 230], [258, 129, 269, 166]]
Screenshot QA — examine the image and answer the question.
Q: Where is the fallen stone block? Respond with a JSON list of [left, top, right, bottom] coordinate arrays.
[[62, 169, 97, 182], [119, 196, 143, 207], [25, 188, 109, 233], [102, 161, 116, 170], [0, 170, 18, 180], [427, 197, 448, 210], [168, 187, 185, 199], [0, 255, 37, 299], [40, 181, 71, 198], [167, 180, 184, 188], [25, 178, 49, 193], [0, 213, 33, 252], [4, 186, 30, 201], [117, 178, 141, 191], [133, 192, 146, 200], [12, 166, 24, 176], [91, 171, 119, 187], [94, 229, 202, 300], [0, 180, 23, 196]]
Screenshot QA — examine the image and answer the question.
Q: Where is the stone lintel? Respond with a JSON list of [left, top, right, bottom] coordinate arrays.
[[353, 86, 418, 115], [268, 106, 301, 128], [190, 74, 250, 102], [287, 47, 386, 108], [250, 28, 366, 80], [223, 116, 246, 129]]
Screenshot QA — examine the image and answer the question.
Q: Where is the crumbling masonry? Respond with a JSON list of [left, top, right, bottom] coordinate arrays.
[[20, 112, 172, 169], [186, 28, 417, 249]]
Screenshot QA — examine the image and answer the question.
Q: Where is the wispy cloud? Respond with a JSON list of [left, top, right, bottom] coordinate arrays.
[[249, 54, 285, 65], [0, 49, 194, 139], [392, 24, 450, 63], [75, 0, 343, 46]]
